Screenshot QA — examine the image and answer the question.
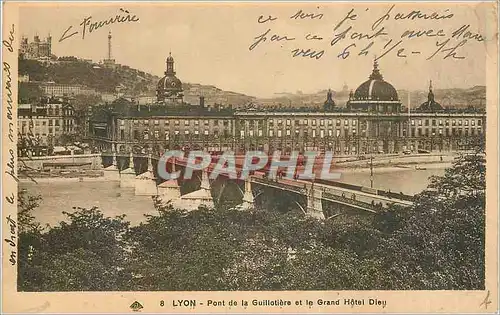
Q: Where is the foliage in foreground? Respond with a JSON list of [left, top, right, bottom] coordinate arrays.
[[18, 148, 485, 291]]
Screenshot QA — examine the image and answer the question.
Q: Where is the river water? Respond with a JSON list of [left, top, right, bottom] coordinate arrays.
[[20, 167, 446, 227]]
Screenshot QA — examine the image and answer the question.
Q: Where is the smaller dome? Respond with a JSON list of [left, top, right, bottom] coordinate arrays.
[[418, 80, 443, 111]]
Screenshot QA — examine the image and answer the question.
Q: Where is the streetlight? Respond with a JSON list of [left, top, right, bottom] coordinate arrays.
[[370, 154, 374, 188]]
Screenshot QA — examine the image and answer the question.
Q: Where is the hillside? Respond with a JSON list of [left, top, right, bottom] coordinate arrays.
[[19, 58, 156, 94], [18, 58, 255, 108], [19, 58, 484, 109]]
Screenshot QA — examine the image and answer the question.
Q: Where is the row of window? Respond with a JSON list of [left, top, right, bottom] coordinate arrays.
[[407, 127, 483, 137], [245, 119, 360, 127], [22, 119, 74, 127], [411, 119, 483, 127], [20, 126, 64, 136], [126, 129, 231, 141], [126, 119, 231, 126]]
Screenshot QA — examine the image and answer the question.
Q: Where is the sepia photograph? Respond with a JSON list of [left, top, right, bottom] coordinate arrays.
[[2, 1, 498, 313]]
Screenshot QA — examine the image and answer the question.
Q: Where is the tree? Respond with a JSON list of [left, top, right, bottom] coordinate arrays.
[[19, 206, 131, 291], [18, 82, 43, 103], [378, 139, 485, 289]]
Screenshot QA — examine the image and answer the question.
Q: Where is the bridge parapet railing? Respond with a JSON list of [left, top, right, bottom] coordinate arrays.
[[322, 191, 380, 211], [252, 177, 307, 194]]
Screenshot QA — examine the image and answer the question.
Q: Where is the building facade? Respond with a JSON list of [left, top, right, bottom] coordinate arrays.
[[18, 98, 76, 156], [87, 57, 486, 155], [40, 83, 98, 97]]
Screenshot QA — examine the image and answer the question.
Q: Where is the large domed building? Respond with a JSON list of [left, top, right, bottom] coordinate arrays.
[[156, 52, 184, 104], [347, 59, 401, 113]]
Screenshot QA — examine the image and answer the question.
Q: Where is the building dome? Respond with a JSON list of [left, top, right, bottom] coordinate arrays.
[[352, 60, 399, 101], [157, 75, 182, 91], [157, 52, 183, 103]]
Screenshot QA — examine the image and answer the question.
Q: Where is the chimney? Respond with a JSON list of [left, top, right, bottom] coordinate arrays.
[[199, 96, 205, 108]]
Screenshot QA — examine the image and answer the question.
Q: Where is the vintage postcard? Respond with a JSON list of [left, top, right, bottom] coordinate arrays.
[[2, 1, 498, 313]]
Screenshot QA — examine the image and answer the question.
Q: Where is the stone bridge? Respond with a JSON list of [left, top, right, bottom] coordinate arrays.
[[98, 152, 414, 219]]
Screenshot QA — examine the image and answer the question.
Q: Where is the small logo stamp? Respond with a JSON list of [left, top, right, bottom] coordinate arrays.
[[130, 301, 144, 312]]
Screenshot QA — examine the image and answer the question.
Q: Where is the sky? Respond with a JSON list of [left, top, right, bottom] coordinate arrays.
[[16, 2, 494, 98]]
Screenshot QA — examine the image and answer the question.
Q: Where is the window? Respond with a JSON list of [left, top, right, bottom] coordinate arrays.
[[352, 120, 357, 126], [312, 130, 316, 138], [214, 120, 219, 125], [432, 119, 436, 126], [286, 119, 291, 126], [439, 120, 443, 126], [174, 120, 180, 126], [184, 120, 190, 126], [165, 120, 170, 125], [204, 120, 209, 126], [134, 130, 139, 140], [328, 129, 333, 137], [185, 130, 189, 135], [458, 120, 462, 126], [344, 119, 349, 126], [269, 130, 274, 137], [154, 130, 159, 138], [55, 120, 60, 126], [277, 130, 282, 137], [445, 120, 449, 126], [328, 119, 333, 126], [303, 119, 308, 126], [452, 120, 456, 126], [204, 130, 209, 135], [277, 119, 282, 125], [174, 130, 180, 135], [312, 120, 316, 126], [418, 120, 422, 126], [194, 130, 199, 135], [295, 119, 301, 125], [286, 129, 291, 136], [143, 130, 149, 140], [336, 119, 341, 126], [120, 130, 125, 140], [352, 128, 356, 135], [320, 119, 324, 126], [471, 120, 475, 126], [165, 131, 170, 140], [144, 120, 148, 125], [465, 120, 469, 126], [478, 119, 482, 126], [120, 120, 125, 126], [258, 130, 263, 137], [425, 120, 429, 126], [320, 130, 325, 138], [336, 129, 340, 137]]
